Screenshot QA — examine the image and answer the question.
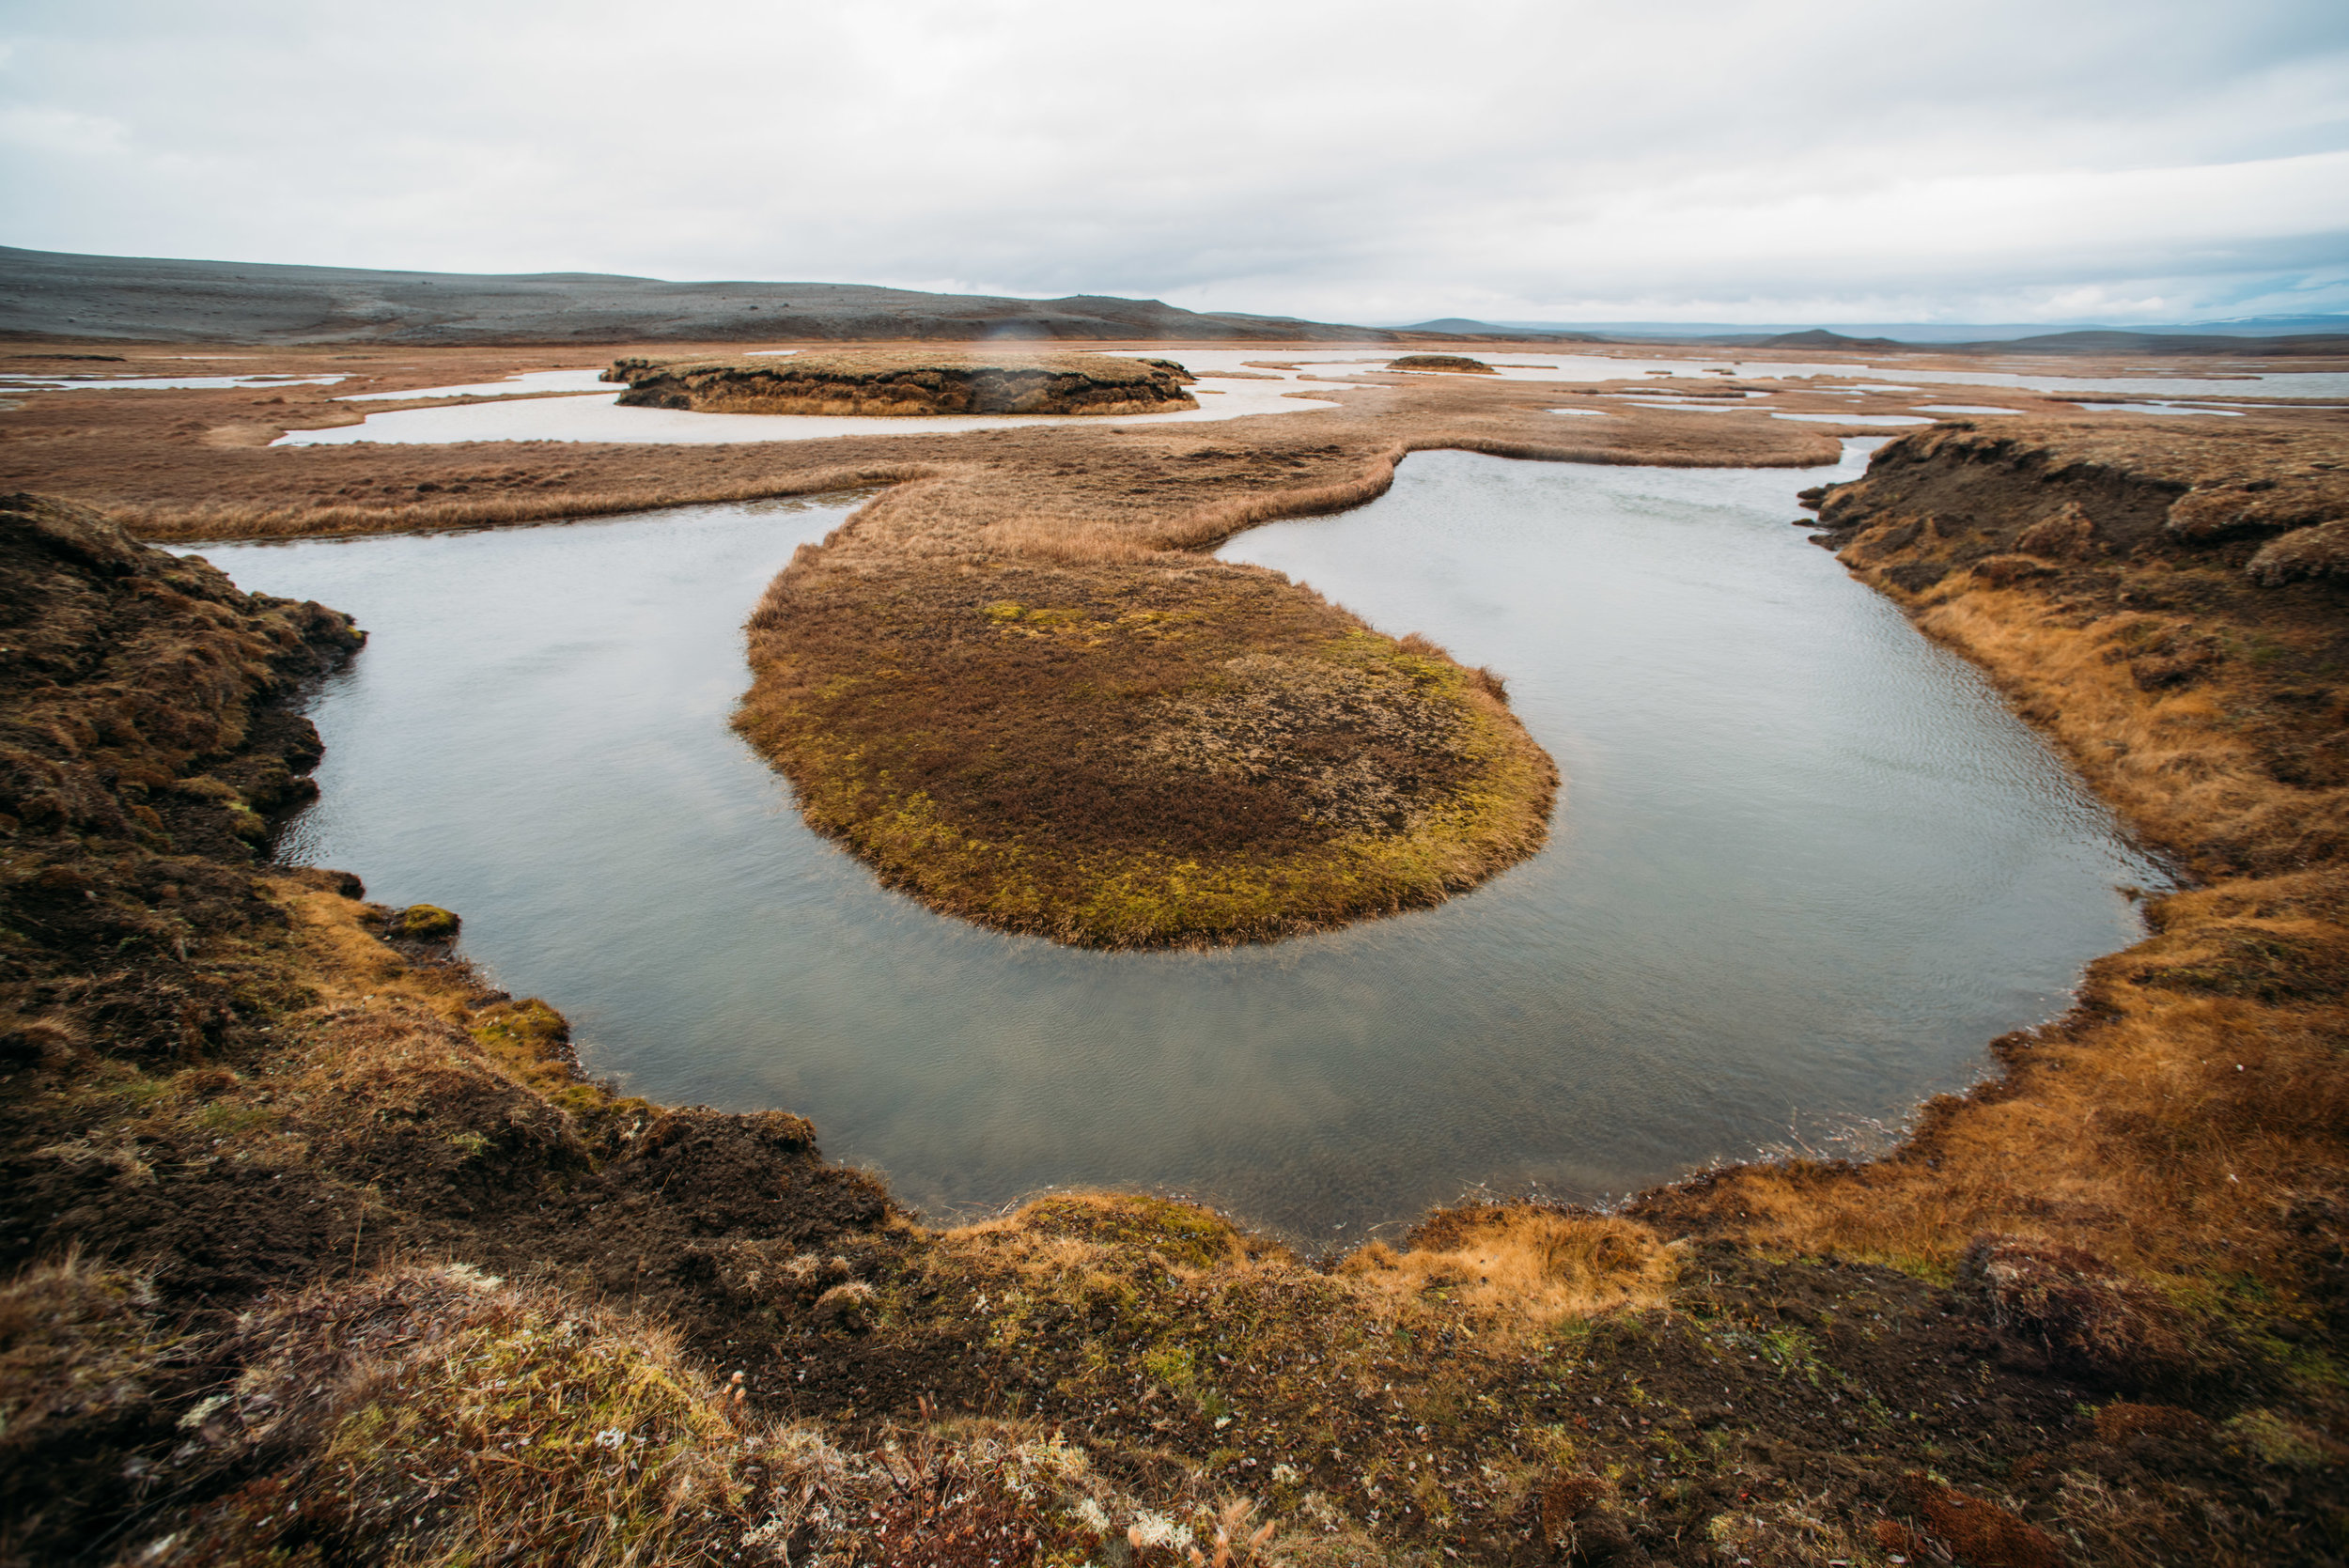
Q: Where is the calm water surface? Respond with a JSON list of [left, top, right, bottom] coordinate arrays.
[[186, 447, 2165, 1238]]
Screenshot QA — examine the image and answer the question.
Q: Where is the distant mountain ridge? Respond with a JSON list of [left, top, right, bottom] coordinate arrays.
[[0, 247, 1396, 346], [1401, 315, 2349, 355]]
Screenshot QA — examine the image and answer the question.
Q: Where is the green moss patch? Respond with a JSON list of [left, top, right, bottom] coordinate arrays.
[[390, 902, 460, 941]]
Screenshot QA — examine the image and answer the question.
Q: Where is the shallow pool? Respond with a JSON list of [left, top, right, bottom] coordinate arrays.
[[185, 445, 2165, 1238]]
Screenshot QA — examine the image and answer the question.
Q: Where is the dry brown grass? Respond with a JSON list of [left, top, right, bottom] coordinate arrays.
[[121, 463, 941, 543], [1910, 592, 2348, 872], [1338, 1203, 1683, 1324], [1647, 419, 2349, 1329], [0, 336, 1853, 545]]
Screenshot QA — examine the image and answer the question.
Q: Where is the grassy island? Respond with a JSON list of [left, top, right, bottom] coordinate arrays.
[[1388, 354, 1498, 373], [605, 349, 1200, 416], [738, 553, 1555, 946]]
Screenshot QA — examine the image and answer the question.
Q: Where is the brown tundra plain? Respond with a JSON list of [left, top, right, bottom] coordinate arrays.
[[1, 337, 2346, 1566]]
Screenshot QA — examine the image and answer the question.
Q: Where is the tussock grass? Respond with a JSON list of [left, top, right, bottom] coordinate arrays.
[[176, 1263, 781, 1564], [1340, 1204, 1683, 1325], [1646, 420, 2349, 1348], [0, 1251, 173, 1555]]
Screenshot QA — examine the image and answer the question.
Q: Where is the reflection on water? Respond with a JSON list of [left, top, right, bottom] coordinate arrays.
[[184, 447, 2165, 1238]]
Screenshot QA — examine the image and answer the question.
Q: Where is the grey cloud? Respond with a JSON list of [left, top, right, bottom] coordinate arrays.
[[1, 0, 2344, 323]]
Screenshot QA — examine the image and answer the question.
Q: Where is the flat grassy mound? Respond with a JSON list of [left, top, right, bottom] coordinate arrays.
[[737, 554, 1557, 946], [606, 349, 1199, 417], [1388, 354, 1497, 373]]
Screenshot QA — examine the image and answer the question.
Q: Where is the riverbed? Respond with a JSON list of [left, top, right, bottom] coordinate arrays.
[[184, 443, 2167, 1238]]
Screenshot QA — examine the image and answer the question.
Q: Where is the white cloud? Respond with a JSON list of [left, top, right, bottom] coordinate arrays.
[[1, 0, 2345, 322]]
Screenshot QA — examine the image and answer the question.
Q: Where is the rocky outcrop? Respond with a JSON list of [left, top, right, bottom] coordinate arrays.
[[605, 351, 1199, 417], [2248, 518, 2349, 585]]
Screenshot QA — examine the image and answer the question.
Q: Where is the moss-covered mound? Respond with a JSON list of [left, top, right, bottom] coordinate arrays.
[[606, 351, 1199, 417], [1388, 354, 1497, 374], [737, 554, 1558, 947]]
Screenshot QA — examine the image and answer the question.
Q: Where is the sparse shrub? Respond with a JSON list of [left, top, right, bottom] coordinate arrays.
[[2132, 926, 2349, 1002]]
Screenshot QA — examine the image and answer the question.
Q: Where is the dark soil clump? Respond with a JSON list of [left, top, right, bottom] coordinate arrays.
[[1389, 354, 1498, 374], [608, 350, 1200, 416]]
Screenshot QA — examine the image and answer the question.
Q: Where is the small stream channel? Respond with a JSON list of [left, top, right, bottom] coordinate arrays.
[[182, 443, 2168, 1239]]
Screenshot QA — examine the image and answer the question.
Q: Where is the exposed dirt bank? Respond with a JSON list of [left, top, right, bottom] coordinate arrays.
[[608, 351, 1201, 417], [3, 353, 2346, 1563]]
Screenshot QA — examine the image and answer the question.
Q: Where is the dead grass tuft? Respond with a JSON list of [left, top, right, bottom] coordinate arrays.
[[1340, 1203, 1681, 1323]]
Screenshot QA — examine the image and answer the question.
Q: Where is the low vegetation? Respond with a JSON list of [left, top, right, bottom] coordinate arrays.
[[3, 354, 2346, 1562], [1388, 355, 1497, 374], [1642, 418, 2349, 1459], [739, 552, 1553, 945], [607, 350, 1200, 417]]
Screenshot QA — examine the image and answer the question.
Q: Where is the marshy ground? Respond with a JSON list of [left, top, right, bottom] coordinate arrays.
[[1, 341, 2346, 1564]]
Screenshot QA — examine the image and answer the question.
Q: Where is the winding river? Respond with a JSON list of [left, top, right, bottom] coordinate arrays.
[[182, 442, 2167, 1239]]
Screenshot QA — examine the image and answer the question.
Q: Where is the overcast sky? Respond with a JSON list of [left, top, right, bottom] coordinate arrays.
[[4, 0, 2346, 325]]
